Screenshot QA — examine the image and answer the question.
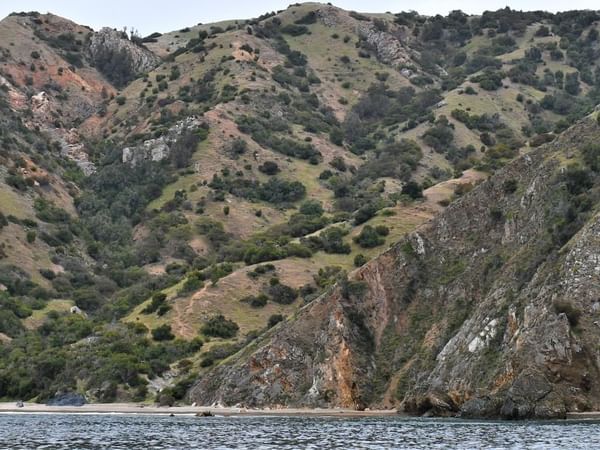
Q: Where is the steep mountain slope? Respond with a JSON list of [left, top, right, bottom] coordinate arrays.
[[0, 12, 160, 171], [0, 11, 162, 296], [0, 94, 78, 290], [190, 113, 600, 419], [82, 3, 600, 345]]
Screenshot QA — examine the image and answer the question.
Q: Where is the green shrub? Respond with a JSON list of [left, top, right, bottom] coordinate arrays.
[[199, 356, 214, 367], [34, 198, 70, 223], [268, 314, 284, 328], [281, 24, 309, 36], [550, 49, 564, 61], [329, 128, 344, 146], [354, 203, 378, 225], [313, 266, 344, 289], [343, 83, 440, 149], [375, 225, 389, 236], [470, 70, 504, 90], [243, 243, 286, 265], [268, 282, 298, 305], [258, 161, 279, 175], [402, 181, 423, 199], [535, 25, 550, 37], [202, 343, 242, 364], [201, 315, 239, 338], [157, 304, 170, 316], [0, 308, 24, 337], [564, 72, 580, 96], [228, 138, 248, 158], [258, 178, 306, 204], [349, 11, 370, 21], [295, 11, 317, 25], [151, 324, 175, 341], [502, 179, 518, 194], [247, 264, 276, 278], [26, 231, 36, 243], [422, 116, 455, 152], [489, 208, 504, 222], [142, 292, 168, 314], [486, 144, 518, 161], [553, 300, 581, 327], [354, 225, 385, 248], [284, 242, 313, 258], [90, 44, 137, 87], [563, 165, 592, 195], [169, 66, 181, 81], [73, 287, 103, 311], [179, 273, 204, 294], [299, 200, 324, 216], [285, 212, 328, 238], [6, 174, 29, 191], [340, 278, 368, 300], [241, 294, 268, 308], [306, 226, 351, 254], [582, 143, 600, 172], [354, 254, 368, 267]]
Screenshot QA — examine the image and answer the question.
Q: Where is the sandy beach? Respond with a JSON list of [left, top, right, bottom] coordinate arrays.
[[0, 402, 399, 417]]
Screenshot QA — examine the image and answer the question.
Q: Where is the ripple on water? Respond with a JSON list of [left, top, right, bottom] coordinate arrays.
[[0, 414, 599, 449]]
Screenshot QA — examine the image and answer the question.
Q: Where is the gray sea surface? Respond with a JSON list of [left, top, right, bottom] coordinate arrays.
[[0, 413, 599, 449]]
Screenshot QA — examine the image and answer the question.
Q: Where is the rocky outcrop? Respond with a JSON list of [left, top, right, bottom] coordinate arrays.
[[317, 6, 415, 70], [122, 117, 202, 166], [356, 24, 414, 69], [190, 116, 600, 418], [41, 126, 96, 175], [88, 28, 161, 87]]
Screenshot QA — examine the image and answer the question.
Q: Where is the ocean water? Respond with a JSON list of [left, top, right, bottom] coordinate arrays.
[[0, 414, 598, 449]]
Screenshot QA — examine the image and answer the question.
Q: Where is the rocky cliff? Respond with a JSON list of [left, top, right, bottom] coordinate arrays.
[[121, 117, 203, 166], [190, 115, 600, 419], [317, 5, 416, 72], [88, 27, 161, 87]]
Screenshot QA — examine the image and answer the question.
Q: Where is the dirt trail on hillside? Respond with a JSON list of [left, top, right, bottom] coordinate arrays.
[[170, 170, 488, 340], [423, 169, 487, 209], [172, 286, 209, 339]]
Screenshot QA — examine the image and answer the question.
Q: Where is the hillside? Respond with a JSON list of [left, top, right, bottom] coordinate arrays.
[[190, 113, 600, 419], [0, 4, 599, 416]]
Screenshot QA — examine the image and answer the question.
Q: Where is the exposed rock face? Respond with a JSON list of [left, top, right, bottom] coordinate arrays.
[[0, 15, 119, 174], [122, 117, 202, 166], [88, 28, 161, 86], [317, 6, 415, 70], [30, 91, 50, 113], [190, 117, 600, 418], [23, 92, 96, 174], [356, 24, 414, 69]]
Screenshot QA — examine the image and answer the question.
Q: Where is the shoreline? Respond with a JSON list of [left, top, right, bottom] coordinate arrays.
[[1, 403, 598, 420], [0, 402, 400, 417]]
